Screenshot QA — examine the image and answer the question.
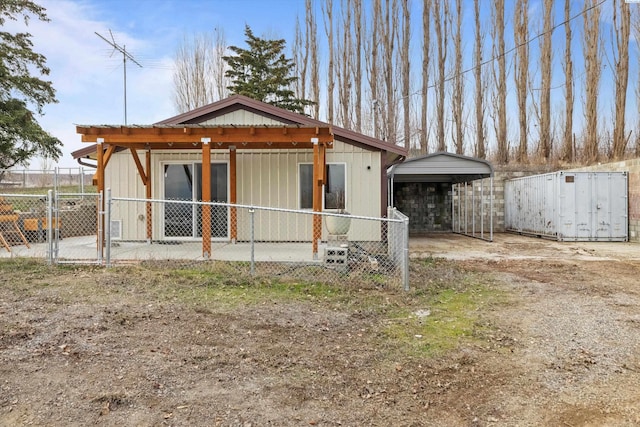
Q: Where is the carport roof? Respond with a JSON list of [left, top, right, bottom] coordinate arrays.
[[388, 151, 493, 183]]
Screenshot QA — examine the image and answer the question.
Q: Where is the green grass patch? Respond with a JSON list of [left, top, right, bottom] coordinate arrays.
[[384, 273, 504, 357]]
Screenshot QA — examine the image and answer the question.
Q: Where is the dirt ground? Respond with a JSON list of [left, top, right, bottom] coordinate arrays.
[[1, 233, 640, 426]]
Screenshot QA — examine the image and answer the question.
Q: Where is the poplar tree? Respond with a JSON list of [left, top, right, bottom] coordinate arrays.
[[0, 0, 61, 173], [223, 26, 314, 114]]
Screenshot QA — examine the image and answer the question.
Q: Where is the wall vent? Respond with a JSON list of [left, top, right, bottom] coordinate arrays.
[[110, 219, 122, 240]]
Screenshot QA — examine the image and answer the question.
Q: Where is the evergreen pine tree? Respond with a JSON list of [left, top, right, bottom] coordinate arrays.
[[224, 26, 314, 115], [0, 0, 61, 173]]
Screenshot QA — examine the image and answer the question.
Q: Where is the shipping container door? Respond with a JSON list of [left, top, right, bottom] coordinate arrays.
[[593, 173, 628, 241], [593, 173, 610, 239], [558, 173, 578, 240], [574, 173, 593, 240]]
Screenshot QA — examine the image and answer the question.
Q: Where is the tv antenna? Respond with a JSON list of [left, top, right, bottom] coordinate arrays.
[[95, 29, 143, 125]]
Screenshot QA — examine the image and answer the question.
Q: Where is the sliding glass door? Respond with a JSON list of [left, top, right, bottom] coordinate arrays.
[[163, 162, 228, 239]]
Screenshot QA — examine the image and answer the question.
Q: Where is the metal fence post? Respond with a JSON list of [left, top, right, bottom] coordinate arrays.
[[403, 214, 410, 291], [46, 189, 53, 265], [97, 191, 103, 264], [105, 188, 111, 267], [249, 208, 255, 275]]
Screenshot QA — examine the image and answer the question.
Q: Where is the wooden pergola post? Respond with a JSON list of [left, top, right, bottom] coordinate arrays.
[[201, 137, 211, 258], [96, 139, 105, 252], [145, 150, 152, 242], [312, 138, 326, 258], [229, 146, 237, 243]]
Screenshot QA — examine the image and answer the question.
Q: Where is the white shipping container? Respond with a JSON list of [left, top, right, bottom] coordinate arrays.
[[505, 172, 628, 241]]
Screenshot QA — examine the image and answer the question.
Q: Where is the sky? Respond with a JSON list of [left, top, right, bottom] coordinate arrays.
[[7, 0, 638, 169], [8, 0, 307, 168]]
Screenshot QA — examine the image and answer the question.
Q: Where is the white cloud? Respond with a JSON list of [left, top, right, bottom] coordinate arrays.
[[5, 0, 175, 167]]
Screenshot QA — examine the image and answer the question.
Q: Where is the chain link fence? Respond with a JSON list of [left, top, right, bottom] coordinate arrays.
[[0, 167, 93, 192], [1, 191, 410, 289]]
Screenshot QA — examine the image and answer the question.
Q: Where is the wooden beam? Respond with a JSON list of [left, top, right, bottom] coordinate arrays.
[[129, 148, 147, 184], [96, 141, 105, 195], [201, 138, 212, 258], [103, 144, 116, 168], [82, 141, 330, 150], [77, 125, 334, 145]]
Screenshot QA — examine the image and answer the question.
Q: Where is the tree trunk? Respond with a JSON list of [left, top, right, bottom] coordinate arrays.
[[452, 0, 464, 155], [323, 0, 335, 124], [433, 0, 448, 152], [539, 0, 553, 162], [420, 0, 430, 155], [514, 0, 529, 163], [560, 0, 574, 162], [492, 0, 508, 164], [582, 0, 602, 164], [307, 0, 321, 119], [613, 0, 630, 160], [401, 0, 411, 151], [473, 0, 485, 159]]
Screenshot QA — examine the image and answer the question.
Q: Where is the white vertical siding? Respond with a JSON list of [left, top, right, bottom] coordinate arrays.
[[105, 134, 384, 242]]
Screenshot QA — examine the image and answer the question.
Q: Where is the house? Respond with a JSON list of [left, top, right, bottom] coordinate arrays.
[[73, 95, 407, 257]]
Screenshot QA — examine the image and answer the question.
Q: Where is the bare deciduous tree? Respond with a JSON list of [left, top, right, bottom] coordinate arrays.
[[539, 0, 553, 162], [491, 0, 508, 164], [307, 0, 321, 119], [322, 0, 335, 124], [513, 0, 529, 163], [382, 0, 399, 143], [367, 0, 381, 138], [633, 6, 640, 156], [293, 19, 309, 108], [560, 0, 574, 162], [420, 0, 430, 154], [473, 0, 485, 159], [433, 0, 448, 152], [452, 0, 464, 155], [173, 31, 228, 113], [612, 0, 631, 160], [582, 0, 602, 164], [336, 0, 352, 129], [401, 0, 411, 150], [352, 0, 363, 132]]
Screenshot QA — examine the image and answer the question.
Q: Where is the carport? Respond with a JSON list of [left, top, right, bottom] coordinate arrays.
[[388, 152, 493, 241]]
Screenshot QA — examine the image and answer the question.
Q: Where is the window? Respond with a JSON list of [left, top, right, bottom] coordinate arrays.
[[299, 164, 313, 209], [299, 163, 346, 210], [324, 163, 346, 209]]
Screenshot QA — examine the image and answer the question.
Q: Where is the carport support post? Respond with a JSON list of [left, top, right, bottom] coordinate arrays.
[[201, 138, 211, 258], [490, 176, 494, 241]]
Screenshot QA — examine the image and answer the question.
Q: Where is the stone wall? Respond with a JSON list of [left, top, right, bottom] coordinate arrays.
[[393, 182, 452, 234]]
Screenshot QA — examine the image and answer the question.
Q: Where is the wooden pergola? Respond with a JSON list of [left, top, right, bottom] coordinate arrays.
[[76, 124, 334, 258]]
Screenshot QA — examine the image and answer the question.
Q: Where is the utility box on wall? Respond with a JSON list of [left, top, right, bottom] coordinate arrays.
[[505, 172, 628, 241]]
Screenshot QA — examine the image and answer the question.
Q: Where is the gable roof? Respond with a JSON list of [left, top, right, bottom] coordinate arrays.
[[388, 151, 493, 183], [73, 95, 407, 163], [156, 94, 408, 158]]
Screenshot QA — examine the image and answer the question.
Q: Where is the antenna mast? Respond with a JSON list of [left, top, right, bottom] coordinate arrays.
[[95, 30, 143, 125]]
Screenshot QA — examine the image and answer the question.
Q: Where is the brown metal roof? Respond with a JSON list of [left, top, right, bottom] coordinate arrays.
[[73, 94, 408, 161]]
